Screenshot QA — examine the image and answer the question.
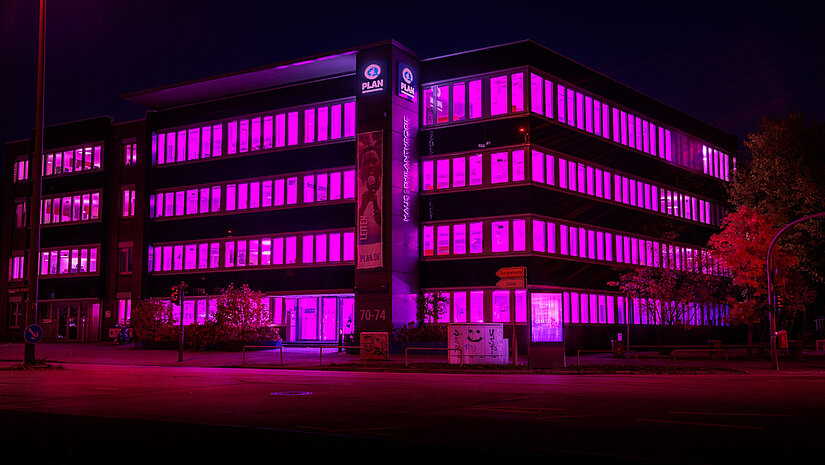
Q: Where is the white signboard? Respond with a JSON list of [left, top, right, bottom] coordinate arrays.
[[448, 323, 508, 365]]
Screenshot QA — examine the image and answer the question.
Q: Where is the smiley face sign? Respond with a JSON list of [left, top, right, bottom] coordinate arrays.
[[448, 323, 506, 365]]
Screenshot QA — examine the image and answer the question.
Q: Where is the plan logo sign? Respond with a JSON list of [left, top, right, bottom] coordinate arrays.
[[398, 62, 416, 101], [361, 63, 384, 94]]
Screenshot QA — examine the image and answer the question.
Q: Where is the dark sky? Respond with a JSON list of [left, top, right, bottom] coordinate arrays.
[[2, 1, 823, 170]]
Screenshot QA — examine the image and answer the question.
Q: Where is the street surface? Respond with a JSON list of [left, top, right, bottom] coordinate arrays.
[[1, 363, 824, 464]]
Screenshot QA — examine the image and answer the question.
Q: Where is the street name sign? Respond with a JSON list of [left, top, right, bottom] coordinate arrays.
[[496, 266, 526, 279], [496, 278, 526, 289]]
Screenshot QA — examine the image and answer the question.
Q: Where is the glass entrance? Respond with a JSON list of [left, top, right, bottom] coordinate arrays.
[[57, 303, 83, 341], [298, 297, 318, 340]]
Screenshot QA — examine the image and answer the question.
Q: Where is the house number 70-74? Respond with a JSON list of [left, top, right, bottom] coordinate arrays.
[[360, 309, 386, 321]]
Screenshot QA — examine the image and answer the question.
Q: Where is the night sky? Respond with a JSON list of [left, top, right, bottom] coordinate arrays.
[[2, 1, 823, 171]]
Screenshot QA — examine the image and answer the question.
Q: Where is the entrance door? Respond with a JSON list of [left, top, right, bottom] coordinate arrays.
[[298, 297, 318, 340], [58, 303, 82, 341]]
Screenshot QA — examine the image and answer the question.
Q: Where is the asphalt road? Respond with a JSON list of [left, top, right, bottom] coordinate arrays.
[[1, 364, 823, 464]]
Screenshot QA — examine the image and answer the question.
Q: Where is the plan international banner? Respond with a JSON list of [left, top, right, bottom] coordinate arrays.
[[357, 130, 384, 269]]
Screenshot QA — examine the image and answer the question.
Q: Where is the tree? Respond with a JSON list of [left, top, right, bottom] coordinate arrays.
[[130, 299, 175, 342], [730, 113, 825, 282], [415, 291, 449, 326], [708, 206, 814, 338], [609, 238, 730, 345], [214, 284, 276, 343]]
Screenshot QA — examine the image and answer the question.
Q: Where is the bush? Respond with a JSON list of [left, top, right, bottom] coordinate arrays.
[[213, 284, 277, 343], [392, 322, 448, 342], [131, 300, 176, 343]]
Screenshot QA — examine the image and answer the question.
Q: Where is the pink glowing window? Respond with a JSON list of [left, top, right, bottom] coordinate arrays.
[[226, 185, 236, 211], [533, 220, 546, 252], [436, 85, 449, 123], [185, 189, 198, 215], [453, 224, 466, 254], [452, 157, 466, 187], [470, 291, 484, 323], [174, 192, 184, 216], [212, 124, 223, 156], [557, 85, 566, 123], [211, 186, 221, 212], [530, 74, 543, 114], [468, 80, 482, 118], [302, 235, 314, 263], [263, 116, 273, 149], [593, 99, 601, 136], [237, 183, 249, 210], [642, 120, 650, 153], [491, 152, 508, 183], [164, 134, 174, 164], [172, 245, 183, 271], [577, 163, 586, 194], [199, 188, 209, 213], [436, 225, 450, 255], [566, 89, 575, 126], [250, 182, 260, 209], [287, 112, 299, 146], [343, 232, 355, 261], [635, 117, 643, 149], [423, 87, 434, 125], [287, 177, 298, 204], [452, 83, 466, 121], [531, 150, 544, 183], [423, 226, 434, 256], [184, 244, 196, 270], [187, 128, 199, 160], [329, 172, 341, 200], [491, 221, 509, 253], [559, 225, 569, 255], [228, 121, 241, 155], [665, 130, 672, 161], [588, 230, 596, 259], [331, 105, 342, 139], [286, 236, 298, 264], [469, 155, 483, 186], [316, 174, 328, 202], [453, 292, 467, 323], [303, 175, 315, 203], [272, 237, 284, 265], [627, 114, 635, 149], [568, 161, 577, 192], [275, 114, 286, 147], [223, 242, 235, 267], [436, 159, 450, 189], [260, 239, 272, 266], [511, 73, 524, 112], [304, 109, 315, 143], [328, 233, 340, 261], [576, 92, 585, 130], [469, 222, 483, 254], [342, 170, 355, 199], [545, 154, 555, 186], [236, 241, 247, 267], [492, 290, 510, 322], [251, 117, 261, 151], [316, 235, 327, 263], [490, 76, 508, 116], [422, 160, 434, 191], [344, 102, 355, 137], [558, 159, 568, 189], [198, 243, 208, 269], [317, 107, 328, 142], [274, 179, 285, 206], [512, 150, 525, 182], [513, 219, 526, 252]]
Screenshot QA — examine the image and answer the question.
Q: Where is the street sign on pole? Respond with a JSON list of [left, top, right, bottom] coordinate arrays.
[[496, 278, 526, 289], [496, 266, 526, 279], [24, 324, 44, 345]]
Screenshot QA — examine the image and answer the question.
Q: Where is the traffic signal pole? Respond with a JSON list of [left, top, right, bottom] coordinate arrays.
[[177, 281, 185, 362]]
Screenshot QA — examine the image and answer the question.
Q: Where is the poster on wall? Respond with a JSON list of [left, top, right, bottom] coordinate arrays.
[[357, 130, 384, 269]]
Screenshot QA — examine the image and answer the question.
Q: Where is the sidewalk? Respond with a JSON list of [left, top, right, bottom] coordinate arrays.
[[1, 342, 824, 374]]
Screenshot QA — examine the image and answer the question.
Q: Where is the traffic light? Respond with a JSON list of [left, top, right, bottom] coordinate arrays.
[[777, 296, 784, 311], [171, 286, 179, 304]]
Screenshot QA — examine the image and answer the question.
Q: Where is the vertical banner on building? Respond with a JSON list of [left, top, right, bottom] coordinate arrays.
[[357, 130, 384, 269]]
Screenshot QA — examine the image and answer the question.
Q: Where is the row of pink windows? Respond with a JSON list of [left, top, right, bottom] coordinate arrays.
[[424, 288, 728, 327], [123, 142, 137, 166], [8, 255, 25, 281], [422, 216, 725, 275], [423, 69, 731, 182], [152, 100, 356, 166], [39, 246, 100, 276], [149, 169, 355, 219], [148, 294, 355, 340], [42, 145, 103, 177], [40, 192, 101, 225], [122, 189, 136, 218], [422, 147, 722, 226], [148, 230, 355, 274]]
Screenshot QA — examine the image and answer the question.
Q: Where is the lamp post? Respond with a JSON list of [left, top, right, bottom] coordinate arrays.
[[766, 212, 825, 371], [24, 0, 47, 365]]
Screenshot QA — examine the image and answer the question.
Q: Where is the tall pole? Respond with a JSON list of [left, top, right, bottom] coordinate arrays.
[[766, 212, 825, 371], [25, 0, 47, 365], [178, 281, 185, 362]]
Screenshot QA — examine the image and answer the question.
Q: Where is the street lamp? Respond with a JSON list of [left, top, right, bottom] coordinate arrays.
[[765, 212, 825, 371]]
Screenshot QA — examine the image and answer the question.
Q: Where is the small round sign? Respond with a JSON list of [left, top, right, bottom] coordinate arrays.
[[24, 324, 44, 344]]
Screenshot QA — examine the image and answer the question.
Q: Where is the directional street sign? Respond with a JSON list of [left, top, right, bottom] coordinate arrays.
[[496, 266, 526, 279], [24, 324, 44, 344], [496, 278, 526, 289]]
